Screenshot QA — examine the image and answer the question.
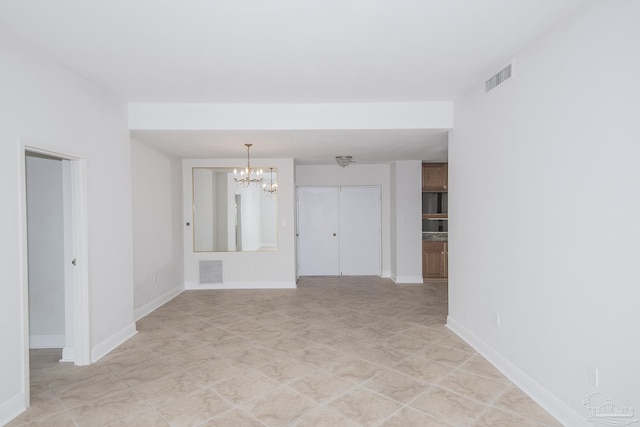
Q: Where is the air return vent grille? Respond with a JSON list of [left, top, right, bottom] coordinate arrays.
[[485, 64, 512, 92], [199, 260, 223, 284]]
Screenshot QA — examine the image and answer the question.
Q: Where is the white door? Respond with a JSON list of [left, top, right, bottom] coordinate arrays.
[[297, 187, 340, 275], [297, 186, 381, 276], [339, 186, 381, 275], [22, 149, 91, 368]]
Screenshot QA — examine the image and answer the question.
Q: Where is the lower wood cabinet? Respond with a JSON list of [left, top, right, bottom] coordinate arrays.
[[423, 241, 448, 279]]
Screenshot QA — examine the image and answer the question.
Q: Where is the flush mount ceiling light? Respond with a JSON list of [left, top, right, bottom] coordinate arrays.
[[234, 143, 263, 187], [262, 167, 277, 196], [336, 155, 354, 167]]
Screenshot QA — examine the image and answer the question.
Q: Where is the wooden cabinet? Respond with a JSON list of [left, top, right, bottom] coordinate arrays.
[[422, 163, 448, 192], [423, 241, 448, 279], [422, 162, 448, 280]]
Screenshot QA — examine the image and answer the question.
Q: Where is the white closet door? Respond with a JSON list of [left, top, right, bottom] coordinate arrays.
[[297, 187, 340, 275], [339, 186, 381, 275], [297, 186, 381, 276]]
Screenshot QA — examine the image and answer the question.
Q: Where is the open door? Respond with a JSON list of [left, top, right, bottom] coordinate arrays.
[[20, 143, 91, 407]]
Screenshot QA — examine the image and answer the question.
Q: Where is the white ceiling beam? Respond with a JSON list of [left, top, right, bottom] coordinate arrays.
[[128, 102, 453, 131]]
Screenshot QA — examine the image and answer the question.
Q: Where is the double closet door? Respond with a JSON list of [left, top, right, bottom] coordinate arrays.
[[297, 186, 381, 276]]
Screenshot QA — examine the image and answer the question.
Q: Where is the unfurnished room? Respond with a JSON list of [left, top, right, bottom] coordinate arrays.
[[1, 1, 639, 426]]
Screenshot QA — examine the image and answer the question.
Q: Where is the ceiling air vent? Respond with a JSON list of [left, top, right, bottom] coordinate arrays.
[[199, 260, 223, 284], [485, 64, 512, 92]]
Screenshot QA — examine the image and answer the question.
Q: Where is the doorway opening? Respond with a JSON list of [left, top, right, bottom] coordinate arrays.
[[20, 144, 91, 407]]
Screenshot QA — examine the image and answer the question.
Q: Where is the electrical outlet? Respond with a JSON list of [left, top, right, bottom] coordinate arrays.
[[495, 313, 501, 327], [587, 365, 599, 388]]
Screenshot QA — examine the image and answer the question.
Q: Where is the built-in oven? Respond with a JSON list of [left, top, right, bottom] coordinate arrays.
[[422, 192, 448, 232]]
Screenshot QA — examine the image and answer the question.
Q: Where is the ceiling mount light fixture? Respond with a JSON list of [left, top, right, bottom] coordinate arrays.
[[262, 167, 277, 196], [336, 155, 354, 167], [234, 143, 263, 187]]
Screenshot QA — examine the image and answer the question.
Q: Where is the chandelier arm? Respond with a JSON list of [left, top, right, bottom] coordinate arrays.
[[234, 143, 264, 187]]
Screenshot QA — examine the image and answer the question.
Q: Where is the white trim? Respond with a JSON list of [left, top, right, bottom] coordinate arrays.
[[446, 316, 584, 427], [129, 102, 454, 131], [29, 334, 65, 349], [134, 284, 184, 321], [381, 270, 391, 278], [185, 280, 297, 290], [0, 392, 26, 427], [61, 346, 75, 363], [17, 139, 31, 409], [61, 160, 75, 362], [70, 158, 91, 365], [391, 275, 424, 284], [91, 323, 137, 363]]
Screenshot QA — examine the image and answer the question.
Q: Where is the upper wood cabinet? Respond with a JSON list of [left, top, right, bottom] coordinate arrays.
[[422, 163, 448, 192]]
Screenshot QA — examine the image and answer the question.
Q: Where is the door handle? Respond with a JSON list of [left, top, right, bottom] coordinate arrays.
[[333, 233, 336, 236], [71, 258, 77, 266]]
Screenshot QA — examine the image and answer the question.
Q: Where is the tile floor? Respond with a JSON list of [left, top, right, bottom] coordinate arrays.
[[9, 276, 561, 427]]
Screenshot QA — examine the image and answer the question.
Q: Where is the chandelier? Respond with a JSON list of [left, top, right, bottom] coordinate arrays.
[[336, 155, 354, 167], [234, 144, 263, 187], [263, 167, 277, 196]]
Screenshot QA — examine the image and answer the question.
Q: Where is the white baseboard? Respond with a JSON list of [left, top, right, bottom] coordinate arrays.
[[0, 392, 25, 427], [29, 334, 65, 349], [381, 270, 391, 278], [185, 280, 297, 290], [91, 323, 137, 363], [60, 346, 75, 362], [134, 284, 184, 321], [391, 275, 424, 284], [446, 316, 585, 427]]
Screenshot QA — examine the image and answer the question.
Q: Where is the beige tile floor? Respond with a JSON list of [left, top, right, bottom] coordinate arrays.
[[9, 277, 561, 427]]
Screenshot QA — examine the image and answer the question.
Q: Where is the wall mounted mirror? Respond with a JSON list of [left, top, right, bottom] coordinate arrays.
[[192, 167, 277, 252]]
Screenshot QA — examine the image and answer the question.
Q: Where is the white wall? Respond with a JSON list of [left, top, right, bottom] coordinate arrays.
[[449, 1, 640, 425], [183, 158, 296, 289], [390, 165, 398, 278], [131, 140, 184, 319], [296, 160, 422, 283], [296, 163, 422, 282], [25, 154, 65, 347], [296, 164, 392, 277], [0, 31, 134, 424], [390, 161, 423, 283]]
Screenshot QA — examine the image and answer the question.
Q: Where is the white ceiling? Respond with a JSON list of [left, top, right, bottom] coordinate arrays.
[[0, 0, 584, 162]]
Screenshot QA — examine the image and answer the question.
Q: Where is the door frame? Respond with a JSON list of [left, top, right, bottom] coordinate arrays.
[[19, 140, 91, 406]]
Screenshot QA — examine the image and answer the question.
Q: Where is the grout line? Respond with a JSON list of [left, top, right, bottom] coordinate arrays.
[[23, 281, 551, 427]]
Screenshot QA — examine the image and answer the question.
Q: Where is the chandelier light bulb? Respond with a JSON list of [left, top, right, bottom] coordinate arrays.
[[234, 143, 264, 187], [262, 167, 278, 196]]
